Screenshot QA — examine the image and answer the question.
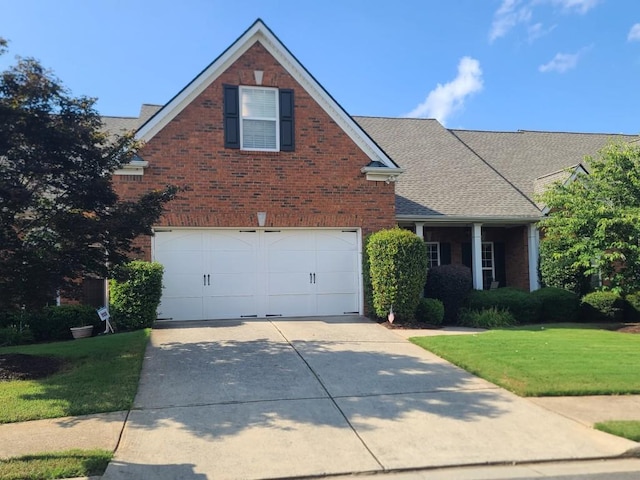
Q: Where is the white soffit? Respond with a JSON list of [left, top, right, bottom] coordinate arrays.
[[135, 20, 398, 170]]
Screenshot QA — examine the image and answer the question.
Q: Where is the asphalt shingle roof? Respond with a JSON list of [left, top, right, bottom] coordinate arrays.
[[355, 117, 542, 218]]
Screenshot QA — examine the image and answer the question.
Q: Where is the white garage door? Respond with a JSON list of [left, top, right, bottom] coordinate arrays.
[[153, 229, 361, 320]]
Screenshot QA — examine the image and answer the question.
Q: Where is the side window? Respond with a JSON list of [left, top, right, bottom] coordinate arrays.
[[425, 242, 440, 269], [224, 85, 294, 152]]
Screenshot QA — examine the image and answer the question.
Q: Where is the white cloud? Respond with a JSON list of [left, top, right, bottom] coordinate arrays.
[[527, 22, 556, 42], [538, 49, 584, 73], [406, 57, 483, 125], [628, 23, 640, 42], [489, 0, 533, 42], [490, 0, 598, 43], [549, 0, 600, 14]]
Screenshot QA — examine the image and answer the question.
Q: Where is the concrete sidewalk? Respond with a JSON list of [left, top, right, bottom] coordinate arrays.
[[0, 318, 638, 480]]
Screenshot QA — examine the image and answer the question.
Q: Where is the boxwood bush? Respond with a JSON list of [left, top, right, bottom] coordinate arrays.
[[458, 307, 516, 328], [465, 287, 542, 325], [424, 264, 472, 324], [110, 261, 164, 330], [580, 291, 625, 322], [415, 298, 445, 325], [29, 305, 99, 341], [531, 287, 580, 323], [365, 228, 427, 320], [624, 292, 640, 322]]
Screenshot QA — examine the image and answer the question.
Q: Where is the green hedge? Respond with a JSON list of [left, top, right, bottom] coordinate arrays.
[[531, 287, 580, 323], [424, 265, 472, 324], [109, 261, 164, 330], [31, 305, 99, 342], [415, 298, 445, 325], [458, 307, 516, 328], [580, 291, 625, 322], [465, 287, 542, 325], [365, 228, 427, 320]]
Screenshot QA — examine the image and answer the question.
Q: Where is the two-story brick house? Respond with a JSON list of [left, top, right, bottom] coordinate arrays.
[[104, 19, 637, 321]]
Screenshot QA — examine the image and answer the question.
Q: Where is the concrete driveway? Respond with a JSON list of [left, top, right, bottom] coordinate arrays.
[[103, 316, 636, 480]]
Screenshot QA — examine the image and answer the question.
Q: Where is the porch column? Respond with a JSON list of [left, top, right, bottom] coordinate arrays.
[[415, 222, 425, 240], [528, 223, 540, 291], [472, 223, 483, 290]]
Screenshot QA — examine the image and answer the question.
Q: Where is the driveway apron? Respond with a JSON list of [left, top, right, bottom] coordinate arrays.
[[103, 316, 636, 480]]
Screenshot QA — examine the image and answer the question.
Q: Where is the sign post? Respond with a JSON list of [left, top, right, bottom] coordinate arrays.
[[96, 306, 114, 334]]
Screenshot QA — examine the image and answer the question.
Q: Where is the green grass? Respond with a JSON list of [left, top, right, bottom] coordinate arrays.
[[410, 324, 640, 396], [0, 330, 150, 423], [595, 421, 640, 442], [0, 449, 112, 480]]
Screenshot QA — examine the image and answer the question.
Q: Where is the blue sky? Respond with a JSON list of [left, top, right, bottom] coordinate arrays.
[[1, 0, 639, 133]]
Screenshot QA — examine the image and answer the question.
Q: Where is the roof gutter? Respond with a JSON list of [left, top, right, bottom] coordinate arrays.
[[361, 166, 404, 183], [396, 214, 544, 225]]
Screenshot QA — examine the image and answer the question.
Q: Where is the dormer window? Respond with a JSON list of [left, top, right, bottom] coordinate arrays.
[[224, 84, 295, 152]]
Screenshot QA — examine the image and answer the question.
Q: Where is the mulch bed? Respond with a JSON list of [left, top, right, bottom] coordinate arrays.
[[0, 353, 66, 381]]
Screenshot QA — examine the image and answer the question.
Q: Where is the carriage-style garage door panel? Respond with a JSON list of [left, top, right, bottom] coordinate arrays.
[[154, 229, 360, 320]]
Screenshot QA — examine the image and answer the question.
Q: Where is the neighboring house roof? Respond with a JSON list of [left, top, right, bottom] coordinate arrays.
[[101, 104, 161, 138], [451, 129, 638, 206], [354, 117, 542, 219]]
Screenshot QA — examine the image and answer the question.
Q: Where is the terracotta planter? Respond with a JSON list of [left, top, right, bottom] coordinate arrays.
[[70, 325, 93, 339]]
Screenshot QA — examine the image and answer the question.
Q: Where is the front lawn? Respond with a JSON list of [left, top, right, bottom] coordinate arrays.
[[410, 324, 640, 396], [0, 449, 112, 480], [595, 421, 640, 442], [0, 330, 150, 423]]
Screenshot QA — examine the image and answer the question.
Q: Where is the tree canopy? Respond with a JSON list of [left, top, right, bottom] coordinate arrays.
[[0, 41, 177, 309], [538, 142, 640, 295]]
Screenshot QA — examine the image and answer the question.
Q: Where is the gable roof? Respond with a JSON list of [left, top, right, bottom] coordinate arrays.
[[134, 19, 399, 171], [355, 117, 542, 219]]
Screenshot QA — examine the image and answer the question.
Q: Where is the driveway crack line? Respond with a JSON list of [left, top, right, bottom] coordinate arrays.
[[270, 321, 386, 471]]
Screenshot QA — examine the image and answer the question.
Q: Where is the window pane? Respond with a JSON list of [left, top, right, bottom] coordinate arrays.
[[241, 89, 277, 118], [242, 119, 277, 149]]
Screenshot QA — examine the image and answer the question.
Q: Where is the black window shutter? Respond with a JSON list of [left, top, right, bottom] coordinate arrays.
[[279, 89, 295, 151], [494, 242, 506, 287], [223, 85, 240, 149], [440, 243, 451, 265], [461, 243, 472, 272]]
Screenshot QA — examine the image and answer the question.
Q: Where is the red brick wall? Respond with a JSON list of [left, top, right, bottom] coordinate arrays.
[[114, 42, 396, 258]]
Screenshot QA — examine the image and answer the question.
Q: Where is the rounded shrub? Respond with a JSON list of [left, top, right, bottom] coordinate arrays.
[[457, 307, 516, 328], [365, 228, 427, 321], [415, 298, 445, 325], [624, 292, 640, 322], [109, 261, 164, 330], [580, 291, 625, 322], [465, 288, 542, 325], [425, 264, 472, 324], [530, 287, 580, 323]]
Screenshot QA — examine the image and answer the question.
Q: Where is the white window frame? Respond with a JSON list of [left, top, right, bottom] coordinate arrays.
[[425, 242, 440, 269], [239, 86, 280, 152], [481, 242, 495, 289]]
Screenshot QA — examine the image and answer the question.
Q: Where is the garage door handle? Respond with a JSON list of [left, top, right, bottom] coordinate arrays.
[[203, 274, 206, 286], [313, 273, 316, 284], [207, 274, 210, 286], [309, 273, 312, 284]]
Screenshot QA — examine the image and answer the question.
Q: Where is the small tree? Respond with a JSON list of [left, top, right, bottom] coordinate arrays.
[[0, 41, 178, 310], [365, 228, 427, 320], [539, 143, 640, 295]]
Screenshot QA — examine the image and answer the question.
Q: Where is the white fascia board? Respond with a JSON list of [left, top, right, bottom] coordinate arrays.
[[360, 166, 404, 182], [135, 20, 398, 171], [113, 159, 148, 176]]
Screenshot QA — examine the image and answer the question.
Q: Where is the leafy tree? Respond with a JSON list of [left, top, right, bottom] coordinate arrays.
[[538, 143, 640, 295], [0, 40, 177, 310]]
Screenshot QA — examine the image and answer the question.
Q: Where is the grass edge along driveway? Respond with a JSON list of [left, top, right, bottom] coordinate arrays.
[[0, 329, 150, 424], [410, 324, 640, 397], [410, 324, 640, 442]]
